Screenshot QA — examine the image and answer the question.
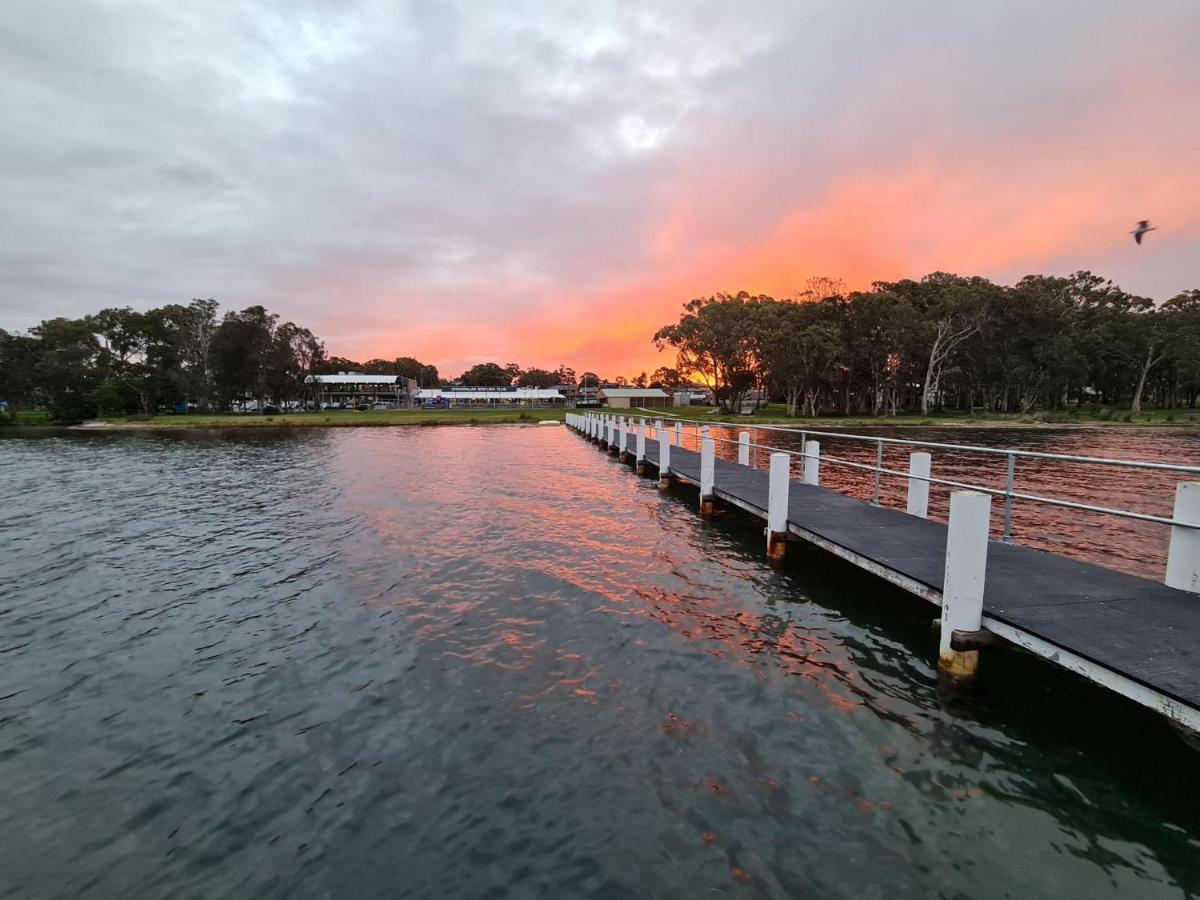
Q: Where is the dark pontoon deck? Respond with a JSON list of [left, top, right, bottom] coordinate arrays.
[[633, 439, 1200, 729]]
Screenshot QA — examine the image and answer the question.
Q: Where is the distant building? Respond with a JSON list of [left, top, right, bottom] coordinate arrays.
[[576, 383, 601, 406], [307, 373, 416, 408], [672, 388, 711, 406], [599, 387, 670, 408], [416, 387, 565, 407], [553, 383, 580, 403]]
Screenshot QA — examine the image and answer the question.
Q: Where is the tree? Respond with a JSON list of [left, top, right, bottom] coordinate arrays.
[[392, 357, 439, 387], [555, 365, 577, 386], [516, 367, 559, 388], [650, 367, 681, 390], [755, 299, 843, 416], [1162, 290, 1200, 408], [268, 323, 324, 409], [653, 292, 767, 412], [0, 329, 40, 420], [634, 371, 648, 388], [459, 362, 513, 386], [878, 273, 996, 414], [173, 299, 219, 411], [30, 317, 102, 421], [212, 306, 277, 408]]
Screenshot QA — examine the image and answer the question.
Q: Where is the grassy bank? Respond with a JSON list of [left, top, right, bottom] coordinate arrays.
[[4, 404, 1199, 430], [73, 408, 569, 428]]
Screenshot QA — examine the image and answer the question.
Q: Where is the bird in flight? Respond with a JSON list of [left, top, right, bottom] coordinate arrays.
[[1130, 220, 1157, 245]]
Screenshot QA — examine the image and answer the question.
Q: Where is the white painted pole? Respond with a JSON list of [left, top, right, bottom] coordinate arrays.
[[767, 452, 790, 559], [700, 437, 715, 514], [618, 416, 628, 457], [635, 418, 647, 472], [939, 491, 992, 678], [674, 422, 682, 446], [803, 440, 821, 485], [1166, 482, 1200, 593], [658, 419, 672, 488], [907, 451, 931, 518], [738, 431, 750, 466]]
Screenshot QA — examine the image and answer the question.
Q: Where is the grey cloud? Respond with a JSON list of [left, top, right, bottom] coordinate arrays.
[[1, 0, 1197, 362]]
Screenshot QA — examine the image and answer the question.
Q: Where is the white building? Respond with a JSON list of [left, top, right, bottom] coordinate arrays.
[[416, 387, 565, 407], [306, 373, 416, 408], [598, 388, 671, 408]]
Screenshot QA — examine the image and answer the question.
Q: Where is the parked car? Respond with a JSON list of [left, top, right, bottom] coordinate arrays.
[[261, 405, 280, 415]]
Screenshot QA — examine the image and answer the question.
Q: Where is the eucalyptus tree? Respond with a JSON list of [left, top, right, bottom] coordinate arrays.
[[653, 292, 768, 412]]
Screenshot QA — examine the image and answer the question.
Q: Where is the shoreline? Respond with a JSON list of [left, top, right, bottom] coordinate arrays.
[[4, 408, 1200, 432]]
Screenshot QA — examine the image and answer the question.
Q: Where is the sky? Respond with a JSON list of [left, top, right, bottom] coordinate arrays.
[[2, 1, 1198, 379]]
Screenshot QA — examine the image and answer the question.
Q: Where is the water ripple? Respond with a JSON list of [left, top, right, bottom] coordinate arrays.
[[0, 427, 1197, 898]]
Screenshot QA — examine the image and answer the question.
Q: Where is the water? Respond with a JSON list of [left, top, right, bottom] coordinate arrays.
[[1, 426, 1198, 898]]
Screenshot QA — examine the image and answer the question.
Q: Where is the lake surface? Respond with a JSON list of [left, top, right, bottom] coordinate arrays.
[[1, 426, 1198, 898]]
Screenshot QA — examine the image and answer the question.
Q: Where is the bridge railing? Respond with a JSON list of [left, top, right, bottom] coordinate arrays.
[[571, 410, 1200, 590]]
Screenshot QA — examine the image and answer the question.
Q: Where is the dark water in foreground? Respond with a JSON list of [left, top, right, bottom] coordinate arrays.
[[1, 426, 1198, 898]]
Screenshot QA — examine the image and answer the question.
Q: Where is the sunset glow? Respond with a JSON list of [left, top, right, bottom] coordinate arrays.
[[2, 1, 1198, 377]]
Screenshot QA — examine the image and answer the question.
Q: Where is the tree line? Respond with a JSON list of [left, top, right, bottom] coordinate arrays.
[[653, 272, 1200, 416], [0, 300, 327, 420], [0, 299, 653, 420]]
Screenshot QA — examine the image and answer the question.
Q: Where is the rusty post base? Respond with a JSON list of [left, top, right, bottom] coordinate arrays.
[[620, 451, 631, 463], [658, 475, 671, 490], [635, 462, 645, 475], [766, 531, 787, 562], [937, 648, 980, 680], [699, 496, 714, 517]]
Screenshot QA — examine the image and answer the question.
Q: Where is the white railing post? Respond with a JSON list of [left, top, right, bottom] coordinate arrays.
[[658, 420, 672, 488], [907, 452, 931, 518], [635, 418, 647, 473], [700, 436, 715, 515], [767, 452, 790, 560], [1166, 482, 1200, 593], [618, 416, 628, 459], [939, 491, 992, 679], [674, 421, 682, 446], [803, 440, 821, 485], [609, 416, 619, 454], [738, 431, 750, 466]]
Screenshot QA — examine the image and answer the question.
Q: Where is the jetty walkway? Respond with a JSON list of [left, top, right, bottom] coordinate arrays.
[[566, 412, 1200, 732]]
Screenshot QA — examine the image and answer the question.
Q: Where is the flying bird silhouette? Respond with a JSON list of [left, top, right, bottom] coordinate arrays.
[[1130, 220, 1156, 245]]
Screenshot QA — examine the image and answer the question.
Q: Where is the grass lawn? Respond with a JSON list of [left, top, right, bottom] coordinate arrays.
[[87, 408, 571, 428], [6, 404, 1199, 429], [0, 410, 53, 425]]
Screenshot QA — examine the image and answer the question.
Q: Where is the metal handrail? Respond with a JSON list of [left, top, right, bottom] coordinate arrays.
[[646, 413, 1200, 475], [584, 412, 1200, 534]]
